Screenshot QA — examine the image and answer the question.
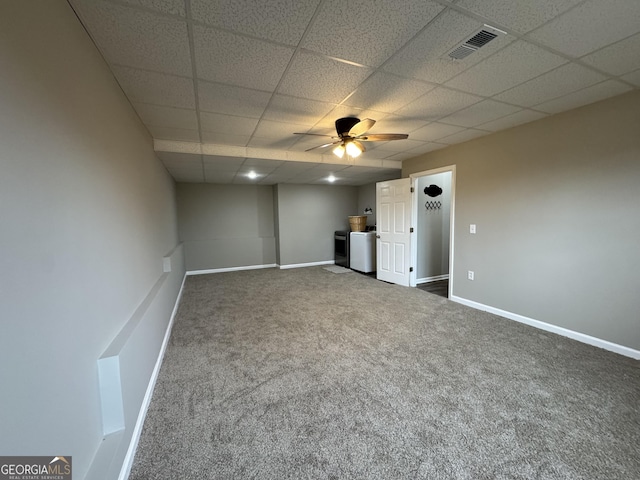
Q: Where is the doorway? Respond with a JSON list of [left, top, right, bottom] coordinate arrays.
[[410, 166, 455, 298]]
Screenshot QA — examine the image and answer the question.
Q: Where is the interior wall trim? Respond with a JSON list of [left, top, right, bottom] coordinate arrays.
[[279, 260, 334, 270], [117, 271, 188, 480], [186, 264, 278, 276], [451, 295, 640, 360], [416, 274, 449, 285]]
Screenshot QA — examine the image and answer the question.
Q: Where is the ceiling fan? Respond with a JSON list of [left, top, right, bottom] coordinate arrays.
[[294, 117, 409, 158]]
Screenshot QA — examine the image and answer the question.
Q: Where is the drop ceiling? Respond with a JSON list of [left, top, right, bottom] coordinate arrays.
[[68, 0, 640, 186]]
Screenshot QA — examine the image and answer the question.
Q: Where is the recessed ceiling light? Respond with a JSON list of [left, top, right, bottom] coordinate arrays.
[[327, 175, 336, 183], [247, 171, 258, 179]]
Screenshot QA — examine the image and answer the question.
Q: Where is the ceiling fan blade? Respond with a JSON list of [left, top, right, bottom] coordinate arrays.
[[359, 133, 409, 141], [348, 118, 376, 137], [305, 141, 340, 152]]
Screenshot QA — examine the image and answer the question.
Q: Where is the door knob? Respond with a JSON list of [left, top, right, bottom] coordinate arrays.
[[376, 235, 381, 238]]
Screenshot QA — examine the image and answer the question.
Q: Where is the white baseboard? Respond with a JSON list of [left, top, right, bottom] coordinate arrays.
[[416, 274, 449, 285], [450, 295, 640, 360], [118, 272, 188, 480], [187, 264, 277, 276], [279, 260, 334, 270]]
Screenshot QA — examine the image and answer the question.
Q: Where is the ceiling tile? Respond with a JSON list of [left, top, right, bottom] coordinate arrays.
[[277, 51, 372, 103], [243, 158, 285, 168], [366, 114, 430, 137], [527, 0, 640, 57], [534, 80, 633, 114], [253, 119, 313, 139], [581, 33, 640, 76], [409, 122, 466, 142], [439, 128, 491, 145], [199, 112, 259, 136], [147, 125, 201, 142], [395, 87, 483, 120], [477, 109, 548, 132], [494, 63, 607, 107], [383, 9, 514, 84], [248, 136, 299, 149], [197, 81, 272, 118], [438, 100, 521, 127], [112, 66, 195, 109], [203, 171, 236, 184], [621, 69, 640, 87], [193, 25, 294, 91], [133, 103, 198, 130], [456, 0, 583, 34], [201, 155, 245, 170], [116, 0, 185, 16], [262, 95, 336, 124], [445, 40, 567, 96], [406, 142, 448, 156], [344, 72, 436, 113], [201, 131, 251, 146], [190, 0, 320, 45], [72, 1, 191, 75], [302, 0, 444, 67], [375, 139, 427, 152]]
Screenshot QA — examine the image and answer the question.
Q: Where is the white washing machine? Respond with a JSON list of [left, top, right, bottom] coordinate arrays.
[[350, 231, 376, 273]]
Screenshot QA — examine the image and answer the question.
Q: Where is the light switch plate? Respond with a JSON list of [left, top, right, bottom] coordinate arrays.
[[470, 224, 476, 234]]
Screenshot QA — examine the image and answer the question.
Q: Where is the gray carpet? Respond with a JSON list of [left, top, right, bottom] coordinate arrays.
[[130, 267, 639, 479]]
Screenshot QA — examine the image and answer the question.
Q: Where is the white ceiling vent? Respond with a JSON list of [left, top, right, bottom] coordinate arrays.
[[447, 25, 506, 60]]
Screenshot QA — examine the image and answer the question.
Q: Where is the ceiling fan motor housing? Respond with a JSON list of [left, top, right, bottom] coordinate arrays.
[[335, 117, 360, 137]]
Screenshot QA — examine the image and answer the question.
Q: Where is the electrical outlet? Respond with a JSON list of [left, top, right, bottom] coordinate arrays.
[[470, 224, 476, 234], [468, 270, 474, 280]]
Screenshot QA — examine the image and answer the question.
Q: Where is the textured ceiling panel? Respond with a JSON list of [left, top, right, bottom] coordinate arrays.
[[445, 40, 567, 96], [396, 87, 483, 120], [197, 82, 272, 118], [262, 95, 336, 125], [456, 0, 584, 34], [302, 0, 445, 67], [343, 72, 436, 113], [277, 51, 372, 103], [527, 0, 640, 57], [72, 1, 192, 76], [477, 110, 548, 132], [581, 33, 640, 76], [193, 25, 294, 91], [113, 66, 195, 109], [190, 0, 320, 46], [133, 103, 198, 130], [534, 80, 633, 114], [118, 0, 185, 17], [383, 9, 513, 84], [68, 0, 640, 185], [494, 63, 607, 107], [199, 112, 259, 136], [438, 99, 521, 128]]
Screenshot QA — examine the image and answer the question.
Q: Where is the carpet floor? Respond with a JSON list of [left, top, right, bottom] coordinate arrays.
[[130, 267, 639, 479]]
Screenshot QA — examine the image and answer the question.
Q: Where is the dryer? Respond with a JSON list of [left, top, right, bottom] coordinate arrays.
[[350, 231, 376, 273]]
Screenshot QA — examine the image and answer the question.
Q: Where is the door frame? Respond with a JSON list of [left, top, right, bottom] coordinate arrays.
[[409, 165, 456, 298]]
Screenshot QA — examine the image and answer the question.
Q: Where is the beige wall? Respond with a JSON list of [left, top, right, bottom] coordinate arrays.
[[403, 90, 640, 351], [275, 184, 358, 266], [0, 2, 181, 478], [177, 183, 277, 270]]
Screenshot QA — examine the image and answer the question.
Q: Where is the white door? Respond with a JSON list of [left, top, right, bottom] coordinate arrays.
[[376, 178, 412, 286]]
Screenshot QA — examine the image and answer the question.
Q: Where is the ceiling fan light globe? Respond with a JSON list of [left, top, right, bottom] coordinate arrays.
[[333, 145, 346, 158], [346, 141, 362, 157]]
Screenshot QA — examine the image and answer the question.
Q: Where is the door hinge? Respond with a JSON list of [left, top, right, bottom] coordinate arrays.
[[410, 227, 414, 233], [410, 267, 414, 272], [410, 187, 414, 193]]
